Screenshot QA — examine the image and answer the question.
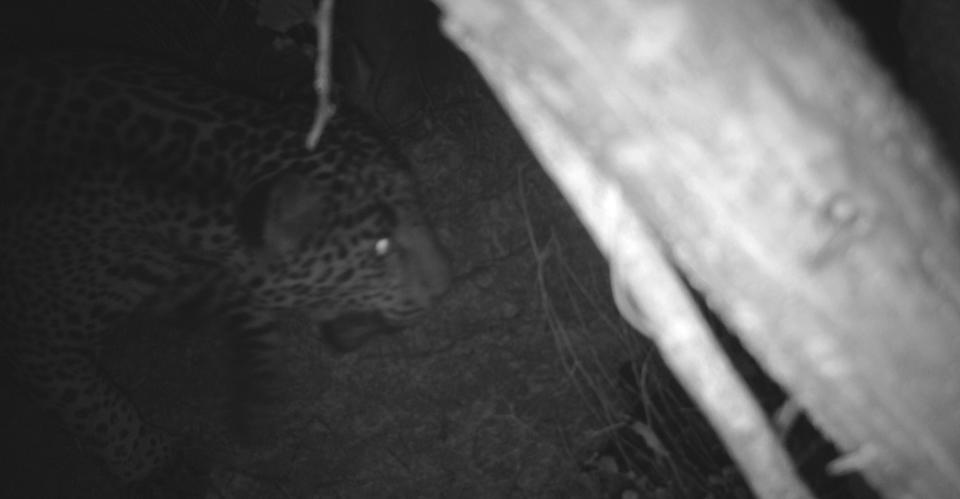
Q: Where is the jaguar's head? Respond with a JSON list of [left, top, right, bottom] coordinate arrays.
[[240, 148, 450, 350]]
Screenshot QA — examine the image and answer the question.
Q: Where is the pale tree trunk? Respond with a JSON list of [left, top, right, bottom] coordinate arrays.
[[433, 1, 960, 498]]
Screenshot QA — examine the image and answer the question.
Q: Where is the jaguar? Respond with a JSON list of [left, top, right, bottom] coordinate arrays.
[[0, 50, 451, 484]]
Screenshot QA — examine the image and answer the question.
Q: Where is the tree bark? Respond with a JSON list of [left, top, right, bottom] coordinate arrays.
[[435, 0, 960, 498]]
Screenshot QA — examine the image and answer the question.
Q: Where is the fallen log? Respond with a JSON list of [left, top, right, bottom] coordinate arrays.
[[435, 1, 960, 497]]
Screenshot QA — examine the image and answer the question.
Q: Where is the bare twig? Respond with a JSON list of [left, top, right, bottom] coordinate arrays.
[[305, 0, 336, 150]]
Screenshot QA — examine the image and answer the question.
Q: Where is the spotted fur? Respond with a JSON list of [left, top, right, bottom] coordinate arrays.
[[0, 51, 450, 482]]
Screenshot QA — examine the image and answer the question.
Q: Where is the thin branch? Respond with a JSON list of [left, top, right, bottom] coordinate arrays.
[[305, 0, 336, 150]]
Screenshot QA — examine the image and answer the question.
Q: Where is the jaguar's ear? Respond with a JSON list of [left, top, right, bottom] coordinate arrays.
[[260, 173, 330, 255]]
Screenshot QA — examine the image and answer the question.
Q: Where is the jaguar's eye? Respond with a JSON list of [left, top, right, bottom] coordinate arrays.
[[373, 237, 392, 257]]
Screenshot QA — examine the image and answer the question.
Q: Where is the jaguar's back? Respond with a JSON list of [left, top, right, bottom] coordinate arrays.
[[0, 51, 450, 485]]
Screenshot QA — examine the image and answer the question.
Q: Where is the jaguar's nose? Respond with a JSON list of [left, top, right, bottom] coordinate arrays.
[[399, 224, 451, 305], [422, 245, 451, 299]]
